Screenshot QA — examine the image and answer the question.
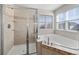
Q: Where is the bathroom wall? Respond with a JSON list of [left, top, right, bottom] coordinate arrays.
[[2, 5, 14, 54], [14, 6, 36, 45], [54, 4, 79, 41], [38, 9, 54, 35]]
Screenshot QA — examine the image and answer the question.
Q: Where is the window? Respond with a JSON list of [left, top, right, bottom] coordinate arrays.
[[57, 13, 66, 22], [67, 7, 79, 31], [38, 15, 53, 29], [56, 13, 66, 30], [68, 20, 79, 31], [38, 16, 46, 29], [46, 16, 52, 29], [67, 7, 79, 20], [56, 7, 79, 31]]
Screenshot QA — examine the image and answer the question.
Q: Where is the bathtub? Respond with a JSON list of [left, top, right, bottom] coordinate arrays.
[[38, 34, 79, 50]]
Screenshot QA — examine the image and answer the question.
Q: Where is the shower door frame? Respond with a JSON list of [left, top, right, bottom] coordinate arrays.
[[25, 9, 38, 55]]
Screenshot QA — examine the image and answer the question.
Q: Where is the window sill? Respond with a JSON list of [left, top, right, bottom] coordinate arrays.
[[56, 29, 78, 33]]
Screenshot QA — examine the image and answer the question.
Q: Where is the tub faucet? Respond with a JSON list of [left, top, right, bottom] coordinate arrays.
[[47, 37, 49, 45]]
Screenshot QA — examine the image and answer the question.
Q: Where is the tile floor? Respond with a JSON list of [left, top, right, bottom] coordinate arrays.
[[7, 43, 36, 55]]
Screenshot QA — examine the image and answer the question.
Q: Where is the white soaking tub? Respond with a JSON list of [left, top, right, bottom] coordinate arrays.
[[38, 34, 79, 50]]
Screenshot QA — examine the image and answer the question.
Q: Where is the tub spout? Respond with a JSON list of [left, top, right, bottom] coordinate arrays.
[[47, 37, 49, 45]]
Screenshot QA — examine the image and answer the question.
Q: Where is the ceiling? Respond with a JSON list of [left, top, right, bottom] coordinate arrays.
[[18, 4, 63, 11]]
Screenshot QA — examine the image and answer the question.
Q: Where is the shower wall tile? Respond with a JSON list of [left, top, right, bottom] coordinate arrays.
[[2, 5, 14, 54]]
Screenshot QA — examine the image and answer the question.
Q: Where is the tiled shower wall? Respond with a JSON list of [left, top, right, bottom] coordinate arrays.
[[2, 5, 14, 54]]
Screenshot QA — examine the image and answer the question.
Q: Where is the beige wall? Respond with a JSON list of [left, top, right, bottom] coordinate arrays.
[[3, 5, 14, 54], [54, 4, 79, 41]]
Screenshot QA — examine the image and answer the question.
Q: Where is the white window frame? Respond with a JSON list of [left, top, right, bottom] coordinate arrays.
[[56, 13, 66, 30], [56, 7, 79, 32]]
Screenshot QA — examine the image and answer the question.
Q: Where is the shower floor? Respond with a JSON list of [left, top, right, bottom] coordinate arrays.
[[7, 43, 36, 55]]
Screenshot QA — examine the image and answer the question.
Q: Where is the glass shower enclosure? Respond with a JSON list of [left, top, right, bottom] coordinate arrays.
[[13, 6, 38, 55]]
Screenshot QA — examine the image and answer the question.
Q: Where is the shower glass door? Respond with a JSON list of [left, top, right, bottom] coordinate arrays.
[[28, 23, 37, 55], [14, 7, 37, 55]]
